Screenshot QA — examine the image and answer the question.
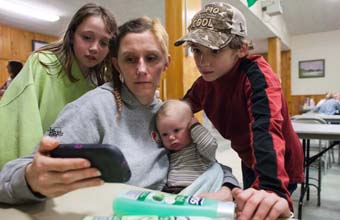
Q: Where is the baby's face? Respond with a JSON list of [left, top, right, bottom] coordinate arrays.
[[157, 115, 192, 151]]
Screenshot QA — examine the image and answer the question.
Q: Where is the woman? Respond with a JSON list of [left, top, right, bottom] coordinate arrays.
[[0, 3, 117, 168], [0, 16, 239, 205]]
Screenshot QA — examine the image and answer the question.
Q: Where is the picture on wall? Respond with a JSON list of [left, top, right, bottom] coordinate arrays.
[[32, 40, 48, 51], [298, 59, 325, 78]]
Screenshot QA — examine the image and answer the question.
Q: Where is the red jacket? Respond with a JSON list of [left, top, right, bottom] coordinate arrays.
[[184, 55, 304, 209]]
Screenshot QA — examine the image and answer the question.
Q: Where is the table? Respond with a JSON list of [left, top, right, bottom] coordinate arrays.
[[293, 113, 340, 124], [292, 122, 340, 140], [0, 183, 140, 220], [293, 113, 340, 164], [317, 114, 340, 123], [0, 183, 295, 220], [292, 122, 340, 219]]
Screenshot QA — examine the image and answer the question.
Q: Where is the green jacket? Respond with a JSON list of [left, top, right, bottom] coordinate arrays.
[[0, 52, 95, 168]]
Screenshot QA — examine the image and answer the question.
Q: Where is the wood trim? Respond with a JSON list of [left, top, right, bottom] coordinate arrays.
[[268, 37, 281, 77], [281, 50, 292, 113], [291, 94, 325, 115], [164, 0, 186, 99]]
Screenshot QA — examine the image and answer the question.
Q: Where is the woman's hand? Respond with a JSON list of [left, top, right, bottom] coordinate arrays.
[[232, 188, 291, 220], [25, 136, 103, 198], [198, 186, 233, 201]]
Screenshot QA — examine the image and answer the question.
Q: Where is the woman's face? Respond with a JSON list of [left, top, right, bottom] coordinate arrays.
[[113, 30, 169, 105], [72, 15, 112, 73]]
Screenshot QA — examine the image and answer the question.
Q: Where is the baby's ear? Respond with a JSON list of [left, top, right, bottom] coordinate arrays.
[[151, 131, 161, 144]]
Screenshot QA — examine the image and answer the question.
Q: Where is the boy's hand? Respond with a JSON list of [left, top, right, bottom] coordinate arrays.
[[232, 188, 291, 220]]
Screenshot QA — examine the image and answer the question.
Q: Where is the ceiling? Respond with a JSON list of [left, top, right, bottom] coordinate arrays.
[[0, 0, 340, 52], [281, 0, 340, 36]]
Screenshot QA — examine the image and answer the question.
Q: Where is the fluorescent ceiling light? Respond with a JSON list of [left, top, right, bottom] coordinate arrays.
[[0, 0, 60, 22]]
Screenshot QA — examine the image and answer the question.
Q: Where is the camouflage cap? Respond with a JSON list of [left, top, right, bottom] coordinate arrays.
[[175, 2, 247, 50]]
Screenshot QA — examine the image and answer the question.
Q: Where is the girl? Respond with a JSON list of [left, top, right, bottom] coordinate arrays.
[[0, 3, 117, 168]]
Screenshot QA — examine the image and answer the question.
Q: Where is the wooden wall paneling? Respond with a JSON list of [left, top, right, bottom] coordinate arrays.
[[165, 0, 185, 100], [159, 70, 167, 100], [165, 0, 203, 121], [0, 60, 9, 85], [10, 28, 34, 61], [0, 25, 12, 60], [34, 33, 59, 45], [183, 0, 201, 94], [281, 50, 292, 114], [182, 0, 202, 121], [165, 0, 202, 100]]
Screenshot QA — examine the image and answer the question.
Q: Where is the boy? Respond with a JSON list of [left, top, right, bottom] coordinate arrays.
[[153, 99, 218, 193], [175, 2, 302, 219]]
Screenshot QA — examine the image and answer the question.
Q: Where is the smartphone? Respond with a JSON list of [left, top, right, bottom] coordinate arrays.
[[50, 144, 131, 183]]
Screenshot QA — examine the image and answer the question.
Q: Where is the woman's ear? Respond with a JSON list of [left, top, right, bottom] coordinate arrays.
[[112, 57, 124, 82], [163, 55, 171, 72]]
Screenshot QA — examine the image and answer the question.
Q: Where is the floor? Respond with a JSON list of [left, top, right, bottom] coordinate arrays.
[[204, 118, 340, 220]]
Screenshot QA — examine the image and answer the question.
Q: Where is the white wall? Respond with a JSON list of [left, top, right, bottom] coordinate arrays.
[[110, 0, 165, 24], [291, 29, 340, 95], [203, 0, 290, 53], [242, 0, 290, 49]]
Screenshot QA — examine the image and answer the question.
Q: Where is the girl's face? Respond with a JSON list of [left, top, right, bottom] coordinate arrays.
[[113, 30, 169, 105], [72, 15, 112, 73], [190, 43, 242, 82]]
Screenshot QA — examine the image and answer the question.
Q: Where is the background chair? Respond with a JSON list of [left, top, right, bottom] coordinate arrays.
[[291, 116, 329, 207]]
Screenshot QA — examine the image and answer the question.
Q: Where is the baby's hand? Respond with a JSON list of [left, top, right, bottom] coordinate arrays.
[[198, 186, 233, 201]]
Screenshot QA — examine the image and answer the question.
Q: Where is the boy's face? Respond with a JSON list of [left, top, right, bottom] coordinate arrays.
[[190, 43, 241, 82], [157, 114, 192, 151]]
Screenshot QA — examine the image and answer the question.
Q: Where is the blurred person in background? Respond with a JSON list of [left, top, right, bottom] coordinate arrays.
[[313, 92, 340, 115], [0, 60, 23, 97]]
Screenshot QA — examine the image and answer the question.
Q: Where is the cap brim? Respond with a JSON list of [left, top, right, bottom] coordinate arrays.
[[174, 29, 233, 50]]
